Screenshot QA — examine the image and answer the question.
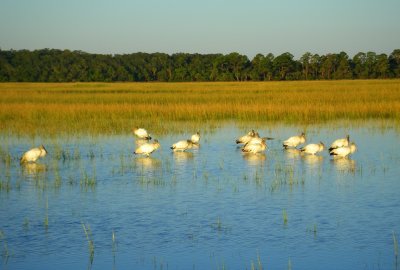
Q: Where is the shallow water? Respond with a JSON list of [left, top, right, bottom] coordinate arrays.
[[1, 122, 400, 270]]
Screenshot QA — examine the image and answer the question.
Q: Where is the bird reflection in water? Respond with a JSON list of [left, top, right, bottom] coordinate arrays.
[[242, 152, 266, 166], [191, 143, 200, 150], [331, 156, 357, 173], [284, 148, 301, 160], [301, 154, 323, 167], [173, 151, 194, 165], [134, 156, 161, 170], [22, 162, 47, 177]]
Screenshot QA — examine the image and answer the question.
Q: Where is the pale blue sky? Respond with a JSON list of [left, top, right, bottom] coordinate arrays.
[[1, 0, 399, 58]]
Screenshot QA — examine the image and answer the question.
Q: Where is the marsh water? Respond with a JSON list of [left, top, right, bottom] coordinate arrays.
[[1, 122, 399, 270]]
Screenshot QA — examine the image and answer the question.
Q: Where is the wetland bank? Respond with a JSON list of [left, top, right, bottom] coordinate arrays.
[[0, 80, 400, 269]]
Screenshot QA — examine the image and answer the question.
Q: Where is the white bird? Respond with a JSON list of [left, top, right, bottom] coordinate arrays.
[[191, 131, 200, 144], [283, 132, 306, 149], [244, 133, 273, 147], [328, 135, 350, 151], [236, 130, 257, 144], [134, 140, 160, 156], [329, 142, 357, 158], [133, 127, 152, 140], [171, 140, 194, 152], [20, 145, 48, 164], [242, 139, 267, 154], [300, 142, 325, 155]]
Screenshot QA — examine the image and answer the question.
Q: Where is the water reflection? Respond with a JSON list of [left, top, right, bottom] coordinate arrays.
[[191, 143, 200, 150], [242, 153, 266, 166], [173, 151, 194, 165], [134, 156, 161, 170], [283, 148, 301, 160], [301, 154, 324, 167], [21, 162, 47, 177], [331, 157, 357, 173]]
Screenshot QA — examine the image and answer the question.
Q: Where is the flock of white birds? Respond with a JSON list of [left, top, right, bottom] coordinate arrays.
[[19, 127, 357, 164], [236, 130, 356, 157], [129, 127, 357, 158]]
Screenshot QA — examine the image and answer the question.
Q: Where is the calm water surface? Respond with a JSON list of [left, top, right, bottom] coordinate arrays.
[[1, 122, 399, 270]]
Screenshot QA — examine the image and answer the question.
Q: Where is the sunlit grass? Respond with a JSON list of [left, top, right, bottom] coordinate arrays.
[[0, 80, 399, 136]]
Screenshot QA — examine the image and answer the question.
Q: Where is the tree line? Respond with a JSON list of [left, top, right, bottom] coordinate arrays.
[[0, 49, 399, 82]]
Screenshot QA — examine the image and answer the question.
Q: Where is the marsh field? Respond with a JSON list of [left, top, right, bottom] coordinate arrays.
[[1, 80, 399, 135], [0, 80, 400, 270]]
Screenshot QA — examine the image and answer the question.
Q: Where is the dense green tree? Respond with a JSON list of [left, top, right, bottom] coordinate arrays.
[[300, 52, 312, 80], [273, 52, 295, 80], [333, 52, 352, 79], [0, 49, 398, 82], [375, 53, 389, 78], [389, 49, 400, 77]]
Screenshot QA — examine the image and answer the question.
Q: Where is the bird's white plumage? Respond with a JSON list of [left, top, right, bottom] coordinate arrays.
[[134, 140, 160, 156], [20, 145, 47, 164], [171, 140, 193, 151], [236, 130, 257, 144], [300, 142, 324, 155], [329, 135, 350, 150], [191, 132, 200, 144], [329, 142, 357, 157], [283, 133, 306, 148], [242, 140, 267, 154], [133, 127, 151, 139], [245, 136, 262, 145]]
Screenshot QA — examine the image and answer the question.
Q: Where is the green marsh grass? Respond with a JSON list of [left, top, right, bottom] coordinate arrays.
[[250, 252, 263, 270], [282, 209, 288, 226], [1, 80, 399, 136], [0, 230, 10, 264], [44, 198, 49, 230], [82, 223, 95, 267]]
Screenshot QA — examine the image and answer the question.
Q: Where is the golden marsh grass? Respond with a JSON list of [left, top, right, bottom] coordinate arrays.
[[0, 80, 399, 135]]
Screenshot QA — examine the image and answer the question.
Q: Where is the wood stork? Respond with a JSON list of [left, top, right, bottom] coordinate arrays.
[[300, 142, 325, 155], [133, 127, 152, 140], [328, 135, 350, 151], [241, 139, 267, 154], [329, 142, 357, 157], [171, 140, 194, 152], [134, 139, 160, 156], [191, 131, 200, 144], [283, 132, 306, 149], [20, 145, 48, 164], [236, 130, 257, 145]]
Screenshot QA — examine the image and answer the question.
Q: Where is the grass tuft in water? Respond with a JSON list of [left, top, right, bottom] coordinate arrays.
[[80, 169, 97, 190], [394, 231, 398, 268], [44, 199, 49, 230], [82, 223, 95, 267], [112, 230, 117, 267], [0, 178, 12, 192], [0, 230, 10, 265], [249, 252, 263, 270], [23, 218, 30, 230], [211, 217, 231, 233], [282, 209, 288, 226], [307, 223, 318, 237]]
